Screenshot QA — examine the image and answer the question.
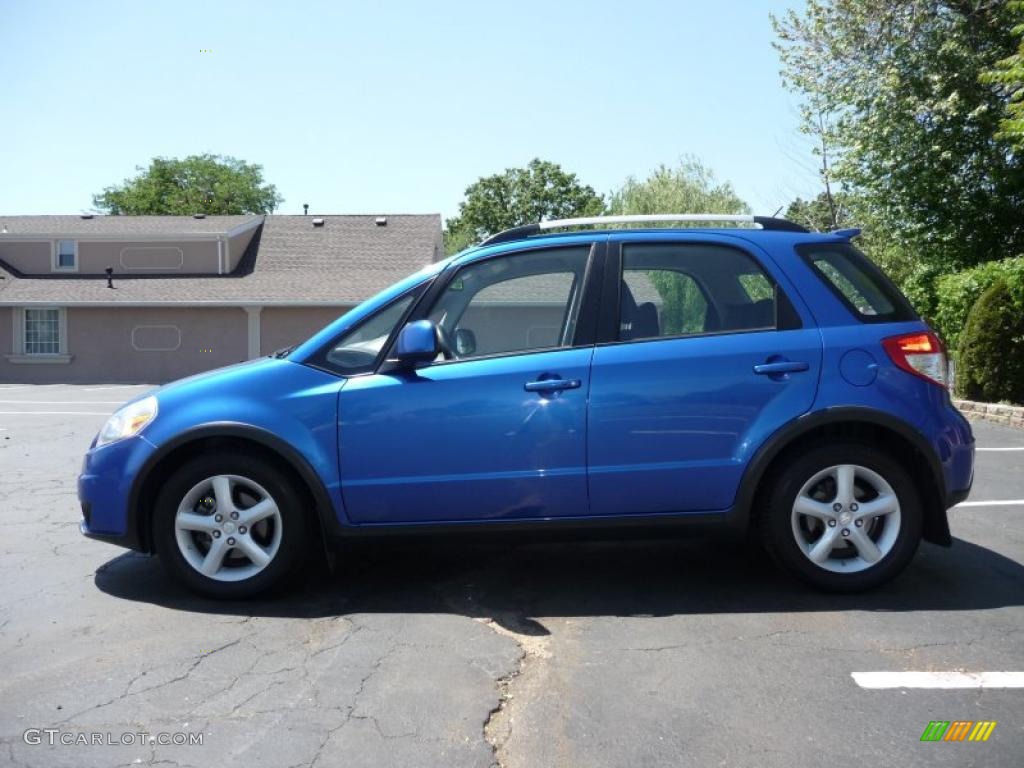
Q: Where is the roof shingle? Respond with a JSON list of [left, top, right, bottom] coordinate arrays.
[[0, 214, 260, 236], [0, 214, 443, 305]]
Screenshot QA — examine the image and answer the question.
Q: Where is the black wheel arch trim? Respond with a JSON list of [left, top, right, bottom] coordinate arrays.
[[735, 406, 952, 546], [127, 422, 343, 554]]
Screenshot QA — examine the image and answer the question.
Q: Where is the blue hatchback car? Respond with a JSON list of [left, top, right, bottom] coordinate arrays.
[[79, 214, 974, 597]]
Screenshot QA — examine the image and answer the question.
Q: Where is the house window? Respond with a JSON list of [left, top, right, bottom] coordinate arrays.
[[23, 308, 63, 354], [54, 239, 77, 271]]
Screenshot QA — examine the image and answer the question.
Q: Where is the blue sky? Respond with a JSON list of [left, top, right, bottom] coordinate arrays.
[[0, 0, 817, 221]]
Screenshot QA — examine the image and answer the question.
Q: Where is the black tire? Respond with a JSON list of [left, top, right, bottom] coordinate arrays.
[[757, 442, 923, 592], [152, 453, 309, 599]]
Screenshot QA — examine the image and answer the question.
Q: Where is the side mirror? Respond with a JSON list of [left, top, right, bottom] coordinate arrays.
[[394, 320, 439, 365]]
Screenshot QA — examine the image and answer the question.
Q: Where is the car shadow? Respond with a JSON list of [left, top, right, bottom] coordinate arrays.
[[94, 534, 1024, 629]]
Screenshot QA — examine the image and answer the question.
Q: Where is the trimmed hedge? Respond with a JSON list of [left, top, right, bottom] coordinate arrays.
[[956, 279, 1024, 405], [930, 256, 1024, 352]]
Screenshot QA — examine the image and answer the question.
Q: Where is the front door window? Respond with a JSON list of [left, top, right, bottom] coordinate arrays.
[[426, 246, 591, 361]]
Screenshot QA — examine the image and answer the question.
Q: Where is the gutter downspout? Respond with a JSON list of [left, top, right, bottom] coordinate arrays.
[[244, 306, 262, 359]]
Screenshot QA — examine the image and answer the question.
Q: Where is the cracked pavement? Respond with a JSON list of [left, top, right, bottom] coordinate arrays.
[[1, 385, 1022, 767]]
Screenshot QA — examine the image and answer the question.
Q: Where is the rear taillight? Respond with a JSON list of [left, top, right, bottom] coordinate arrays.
[[882, 331, 948, 388]]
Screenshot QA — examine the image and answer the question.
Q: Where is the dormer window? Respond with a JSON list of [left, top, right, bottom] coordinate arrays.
[[54, 239, 77, 271]]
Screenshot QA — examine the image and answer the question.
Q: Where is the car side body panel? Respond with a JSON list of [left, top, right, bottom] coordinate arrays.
[[78, 226, 974, 566], [337, 347, 594, 524], [588, 327, 824, 514]]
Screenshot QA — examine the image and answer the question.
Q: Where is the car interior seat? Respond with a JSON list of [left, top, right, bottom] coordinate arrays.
[[630, 302, 661, 339]]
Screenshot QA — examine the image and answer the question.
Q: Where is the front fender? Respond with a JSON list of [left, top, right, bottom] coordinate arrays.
[[131, 359, 346, 548]]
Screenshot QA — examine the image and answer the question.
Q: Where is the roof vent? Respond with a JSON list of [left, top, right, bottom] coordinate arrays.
[[80, 213, 94, 219], [312, 218, 325, 227], [193, 213, 206, 219], [375, 216, 387, 227]]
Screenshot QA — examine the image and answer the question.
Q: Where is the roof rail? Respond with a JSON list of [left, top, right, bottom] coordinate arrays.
[[480, 213, 808, 246]]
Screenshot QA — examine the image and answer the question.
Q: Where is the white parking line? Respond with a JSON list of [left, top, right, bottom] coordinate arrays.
[[82, 385, 151, 391], [0, 410, 111, 416], [976, 447, 1024, 452], [955, 500, 1024, 507], [852, 671, 1024, 689], [0, 400, 124, 405]]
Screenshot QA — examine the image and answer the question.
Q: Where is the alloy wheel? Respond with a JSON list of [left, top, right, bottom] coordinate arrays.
[[174, 474, 283, 582], [790, 464, 901, 573]]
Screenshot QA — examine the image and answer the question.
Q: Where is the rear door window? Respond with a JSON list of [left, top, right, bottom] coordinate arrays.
[[799, 243, 916, 322], [618, 243, 784, 341]]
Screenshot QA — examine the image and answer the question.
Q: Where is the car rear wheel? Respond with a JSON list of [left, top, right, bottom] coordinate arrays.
[[759, 443, 922, 592], [153, 454, 308, 598]]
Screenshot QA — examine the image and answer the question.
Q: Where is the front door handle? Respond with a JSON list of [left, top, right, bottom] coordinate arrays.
[[524, 378, 581, 393], [753, 360, 809, 375]]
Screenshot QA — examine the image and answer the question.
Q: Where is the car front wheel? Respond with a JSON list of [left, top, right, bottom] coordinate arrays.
[[153, 454, 308, 598], [760, 443, 923, 592]]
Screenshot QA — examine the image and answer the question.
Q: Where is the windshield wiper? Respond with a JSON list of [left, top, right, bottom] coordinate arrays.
[[271, 345, 296, 359]]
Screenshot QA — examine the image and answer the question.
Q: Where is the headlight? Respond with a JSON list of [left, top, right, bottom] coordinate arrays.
[[96, 395, 158, 447]]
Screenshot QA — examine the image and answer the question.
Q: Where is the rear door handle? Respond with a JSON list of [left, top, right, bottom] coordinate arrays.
[[753, 361, 809, 375], [524, 378, 581, 393]]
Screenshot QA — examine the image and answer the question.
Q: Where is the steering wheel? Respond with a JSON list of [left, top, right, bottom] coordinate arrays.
[[435, 325, 458, 361]]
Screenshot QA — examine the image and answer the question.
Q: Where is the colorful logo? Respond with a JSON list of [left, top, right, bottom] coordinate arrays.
[[920, 721, 997, 742]]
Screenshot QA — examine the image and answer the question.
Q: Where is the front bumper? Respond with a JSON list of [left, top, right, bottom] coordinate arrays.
[[79, 519, 145, 550], [78, 434, 158, 552]]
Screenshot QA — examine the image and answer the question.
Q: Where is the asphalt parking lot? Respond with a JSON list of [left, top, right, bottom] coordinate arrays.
[[0, 384, 1021, 768]]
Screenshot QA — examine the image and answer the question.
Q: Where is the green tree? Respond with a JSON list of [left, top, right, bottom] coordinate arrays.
[[93, 154, 283, 215], [773, 1, 1024, 274], [783, 190, 920, 293], [982, 0, 1024, 148], [784, 192, 856, 233], [444, 159, 604, 253], [606, 158, 749, 217], [956, 279, 1024, 404], [607, 158, 750, 334]]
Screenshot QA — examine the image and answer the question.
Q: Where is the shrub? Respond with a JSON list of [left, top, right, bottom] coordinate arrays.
[[931, 256, 1024, 352], [901, 261, 945, 322], [956, 280, 1024, 405]]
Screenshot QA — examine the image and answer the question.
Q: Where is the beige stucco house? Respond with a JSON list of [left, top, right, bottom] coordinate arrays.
[[0, 214, 443, 383]]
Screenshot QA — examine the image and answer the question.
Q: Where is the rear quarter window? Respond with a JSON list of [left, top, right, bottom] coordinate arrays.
[[799, 243, 917, 323]]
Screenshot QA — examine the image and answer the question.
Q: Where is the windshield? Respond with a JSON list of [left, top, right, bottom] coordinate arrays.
[[322, 293, 417, 374], [286, 258, 449, 365]]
